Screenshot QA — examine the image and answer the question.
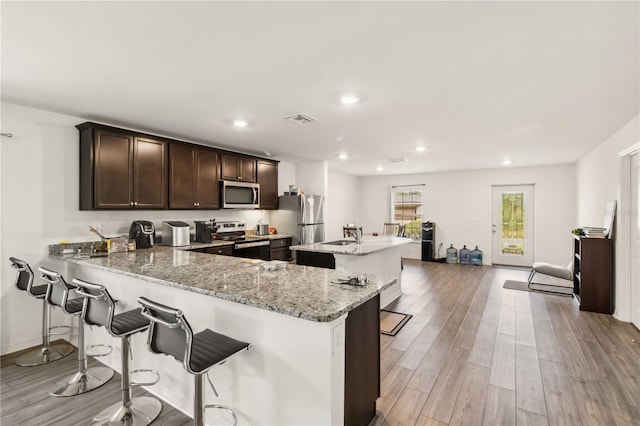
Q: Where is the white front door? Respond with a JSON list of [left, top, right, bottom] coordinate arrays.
[[630, 153, 640, 329], [491, 185, 535, 267]]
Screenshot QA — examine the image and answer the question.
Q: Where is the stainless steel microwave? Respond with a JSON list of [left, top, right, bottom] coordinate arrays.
[[221, 180, 260, 209]]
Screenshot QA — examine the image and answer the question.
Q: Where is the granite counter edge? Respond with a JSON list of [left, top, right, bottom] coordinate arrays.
[[50, 255, 395, 322]]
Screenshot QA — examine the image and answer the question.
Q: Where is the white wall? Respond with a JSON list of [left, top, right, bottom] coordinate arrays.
[[576, 114, 639, 321], [359, 164, 576, 265], [277, 161, 297, 197], [325, 171, 361, 241], [0, 103, 3, 315], [577, 115, 639, 225], [295, 161, 328, 197], [0, 102, 270, 354]]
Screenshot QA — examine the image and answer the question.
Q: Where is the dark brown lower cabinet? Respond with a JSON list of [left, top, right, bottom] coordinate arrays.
[[269, 237, 292, 261], [295, 250, 336, 269], [345, 295, 380, 426]]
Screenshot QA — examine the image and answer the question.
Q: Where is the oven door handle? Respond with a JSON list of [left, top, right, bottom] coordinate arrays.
[[235, 241, 270, 250]]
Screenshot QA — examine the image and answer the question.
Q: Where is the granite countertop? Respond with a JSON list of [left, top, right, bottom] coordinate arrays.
[[51, 245, 395, 322], [290, 236, 413, 256]]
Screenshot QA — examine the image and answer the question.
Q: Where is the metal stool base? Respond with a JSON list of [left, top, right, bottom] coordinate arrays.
[[50, 366, 114, 397], [205, 404, 238, 425], [89, 396, 162, 426], [15, 343, 75, 367]]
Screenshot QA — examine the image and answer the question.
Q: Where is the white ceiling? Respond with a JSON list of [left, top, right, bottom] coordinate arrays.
[[2, 1, 638, 176]]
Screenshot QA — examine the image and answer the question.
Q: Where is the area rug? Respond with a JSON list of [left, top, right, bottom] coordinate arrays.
[[380, 310, 412, 336], [503, 280, 573, 297]]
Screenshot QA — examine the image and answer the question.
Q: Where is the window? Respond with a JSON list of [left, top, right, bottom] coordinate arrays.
[[390, 185, 424, 240], [500, 191, 525, 255]]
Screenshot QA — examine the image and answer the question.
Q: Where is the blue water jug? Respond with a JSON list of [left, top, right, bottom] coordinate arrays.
[[446, 244, 458, 264], [459, 245, 471, 265], [470, 246, 483, 266]]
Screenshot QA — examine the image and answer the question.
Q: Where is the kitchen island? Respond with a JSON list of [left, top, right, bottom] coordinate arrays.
[[291, 236, 413, 308], [50, 245, 395, 425]]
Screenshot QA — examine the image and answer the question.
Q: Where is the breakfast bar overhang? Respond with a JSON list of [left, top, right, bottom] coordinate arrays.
[[50, 246, 396, 425]]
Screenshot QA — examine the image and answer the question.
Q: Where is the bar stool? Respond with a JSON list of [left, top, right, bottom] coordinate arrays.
[[138, 296, 250, 426], [9, 257, 74, 366], [383, 222, 400, 236], [38, 267, 114, 397], [73, 279, 162, 426]]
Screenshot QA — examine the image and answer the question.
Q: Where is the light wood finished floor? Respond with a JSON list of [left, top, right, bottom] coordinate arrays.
[[1, 345, 191, 425], [2, 260, 640, 425], [374, 260, 640, 426]]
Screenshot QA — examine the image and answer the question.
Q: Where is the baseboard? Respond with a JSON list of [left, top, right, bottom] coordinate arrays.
[[143, 380, 193, 419], [380, 283, 402, 309], [0, 338, 73, 364], [1, 336, 44, 357], [1, 321, 77, 357]]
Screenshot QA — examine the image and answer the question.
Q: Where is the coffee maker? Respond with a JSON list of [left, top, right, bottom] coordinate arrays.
[[194, 220, 218, 243], [128, 220, 155, 249]]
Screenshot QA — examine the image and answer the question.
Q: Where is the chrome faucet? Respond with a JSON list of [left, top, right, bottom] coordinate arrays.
[[346, 229, 362, 244]]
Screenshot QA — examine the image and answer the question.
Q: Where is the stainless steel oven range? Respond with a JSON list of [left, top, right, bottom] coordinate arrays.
[[213, 221, 270, 260]]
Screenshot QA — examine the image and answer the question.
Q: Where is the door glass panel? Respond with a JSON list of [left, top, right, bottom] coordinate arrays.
[[501, 192, 525, 256]]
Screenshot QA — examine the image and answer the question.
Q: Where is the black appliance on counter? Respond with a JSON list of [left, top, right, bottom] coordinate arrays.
[[129, 220, 155, 249], [421, 221, 435, 262], [194, 220, 219, 243]]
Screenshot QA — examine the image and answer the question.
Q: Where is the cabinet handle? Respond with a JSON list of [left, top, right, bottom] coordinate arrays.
[[196, 202, 200, 207], [238, 176, 242, 180], [134, 202, 138, 206], [194, 202, 197, 207], [130, 202, 134, 206]]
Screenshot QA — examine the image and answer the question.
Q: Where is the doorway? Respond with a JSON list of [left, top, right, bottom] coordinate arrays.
[[630, 152, 639, 329], [492, 185, 535, 267]]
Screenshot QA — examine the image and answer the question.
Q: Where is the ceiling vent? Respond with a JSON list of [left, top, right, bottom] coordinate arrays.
[[282, 113, 318, 125], [388, 157, 408, 163]]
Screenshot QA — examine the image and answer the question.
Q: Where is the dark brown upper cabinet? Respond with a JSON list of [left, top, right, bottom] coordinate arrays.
[[78, 122, 276, 211], [169, 143, 220, 209], [257, 160, 278, 210], [78, 123, 168, 210], [221, 154, 257, 183]]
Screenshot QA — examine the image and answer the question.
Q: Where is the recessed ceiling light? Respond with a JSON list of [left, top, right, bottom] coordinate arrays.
[[502, 159, 512, 165], [339, 153, 348, 160], [376, 165, 384, 172], [340, 94, 360, 105], [233, 119, 248, 128], [416, 146, 426, 152]]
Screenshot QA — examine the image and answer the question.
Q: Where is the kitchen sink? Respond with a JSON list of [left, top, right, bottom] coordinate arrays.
[[323, 240, 355, 246]]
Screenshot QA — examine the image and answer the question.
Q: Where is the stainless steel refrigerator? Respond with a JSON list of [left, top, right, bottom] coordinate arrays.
[[270, 194, 325, 245]]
